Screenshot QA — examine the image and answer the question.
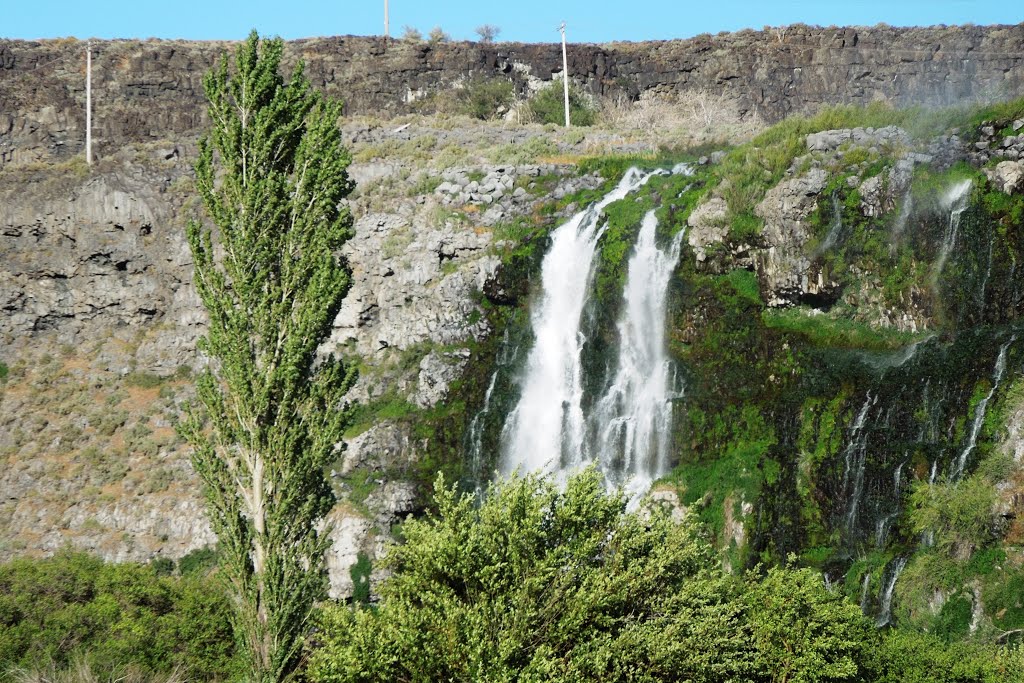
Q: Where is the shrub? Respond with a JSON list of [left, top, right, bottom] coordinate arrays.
[[746, 562, 874, 683], [123, 372, 165, 389], [308, 469, 751, 682], [908, 473, 998, 554], [474, 25, 500, 43], [459, 78, 515, 120], [528, 81, 596, 126], [867, 629, 1024, 683], [401, 26, 422, 42], [428, 26, 450, 44], [0, 551, 238, 680]]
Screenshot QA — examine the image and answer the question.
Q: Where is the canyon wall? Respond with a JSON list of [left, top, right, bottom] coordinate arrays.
[[2, 24, 1024, 165]]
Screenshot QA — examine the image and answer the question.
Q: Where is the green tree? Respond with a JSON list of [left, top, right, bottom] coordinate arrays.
[[745, 562, 873, 683], [180, 31, 357, 682], [0, 551, 238, 680], [308, 469, 752, 683], [908, 474, 998, 554]]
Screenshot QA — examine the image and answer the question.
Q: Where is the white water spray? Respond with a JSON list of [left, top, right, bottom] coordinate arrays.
[[951, 337, 1015, 481], [860, 573, 873, 613], [892, 192, 914, 236], [932, 179, 973, 285], [500, 168, 660, 479], [818, 192, 844, 253], [589, 209, 685, 498], [842, 393, 876, 532], [876, 556, 908, 627]]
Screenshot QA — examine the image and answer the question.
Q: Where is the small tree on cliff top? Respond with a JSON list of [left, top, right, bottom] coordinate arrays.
[[180, 31, 356, 682]]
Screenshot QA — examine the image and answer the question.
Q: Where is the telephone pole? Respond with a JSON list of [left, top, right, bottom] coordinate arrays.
[[559, 22, 570, 127], [384, 0, 389, 39], [86, 40, 92, 165]]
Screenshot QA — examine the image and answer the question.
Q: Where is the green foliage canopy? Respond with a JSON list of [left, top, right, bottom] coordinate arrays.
[[0, 551, 237, 680], [180, 30, 357, 682], [308, 470, 889, 683]]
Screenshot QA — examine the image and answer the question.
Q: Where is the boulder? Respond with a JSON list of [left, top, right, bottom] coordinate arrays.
[[984, 160, 1024, 195]]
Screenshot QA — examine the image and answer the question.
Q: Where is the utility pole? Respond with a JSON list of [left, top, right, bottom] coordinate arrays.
[[384, 0, 389, 39], [86, 40, 92, 165], [559, 22, 570, 127]]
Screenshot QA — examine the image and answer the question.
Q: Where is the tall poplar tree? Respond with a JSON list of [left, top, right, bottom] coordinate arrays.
[[179, 31, 356, 682]]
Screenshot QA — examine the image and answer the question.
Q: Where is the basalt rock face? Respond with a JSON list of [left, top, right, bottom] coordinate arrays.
[[3, 24, 1024, 165], [0, 120, 599, 597]]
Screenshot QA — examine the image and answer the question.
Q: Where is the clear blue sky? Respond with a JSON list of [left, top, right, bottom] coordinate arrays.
[[4, 0, 1022, 43]]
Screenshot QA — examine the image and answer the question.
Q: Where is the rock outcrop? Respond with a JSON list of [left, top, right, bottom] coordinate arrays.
[[0, 128, 596, 598], [3, 23, 1024, 166]]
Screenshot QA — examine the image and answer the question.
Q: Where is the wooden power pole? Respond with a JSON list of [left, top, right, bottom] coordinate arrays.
[[86, 40, 92, 165], [384, 0, 389, 39], [559, 22, 570, 127]]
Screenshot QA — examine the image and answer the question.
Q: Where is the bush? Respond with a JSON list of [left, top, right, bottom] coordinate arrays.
[[428, 26, 449, 44], [908, 473, 998, 554], [868, 629, 1024, 683], [0, 551, 238, 680], [459, 78, 515, 120], [474, 25, 500, 43], [746, 563, 874, 683], [309, 470, 892, 683], [528, 81, 596, 126], [308, 469, 751, 682]]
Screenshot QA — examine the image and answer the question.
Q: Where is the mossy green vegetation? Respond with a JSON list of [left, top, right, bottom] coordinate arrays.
[[763, 308, 924, 351]]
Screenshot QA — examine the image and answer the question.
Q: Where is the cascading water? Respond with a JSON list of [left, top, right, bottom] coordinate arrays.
[[588, 209, 685, 498], [951, 336, 1015, 481], [818, 192, 844, 253], [499, 167, 684, 500], [875, 556, 908, 627], [931, 179, 973, 285], [467, 371, 498, 490], [500, 168, 661, 480], [892, 192, 913, 236], [859, 574, 873, 613], [841, 393, 876, 532]]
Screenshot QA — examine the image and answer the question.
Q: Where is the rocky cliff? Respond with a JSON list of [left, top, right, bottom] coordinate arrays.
[[3, 23, 1024, 165], [3, 23, 1024, 614], [0, 115, 609, 596]]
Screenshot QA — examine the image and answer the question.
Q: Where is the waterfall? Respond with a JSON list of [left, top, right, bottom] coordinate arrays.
[[892, 192, 913, 236], [876, 556, 908, 627], [589, 210, 685, 498], [931, 179, 973, 285], [818, 192, 844, 253], [466, 371, 498, 490], [978, 237, 995, 307], [951, 337, 1015, 481], [874, 460, 906, 548], [841, 393, 876, 532], [500, 168, 661, 480], [859, 573, 873, 613]]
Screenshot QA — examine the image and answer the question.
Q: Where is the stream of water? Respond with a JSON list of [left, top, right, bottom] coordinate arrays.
[[499, 167, 684, 499]]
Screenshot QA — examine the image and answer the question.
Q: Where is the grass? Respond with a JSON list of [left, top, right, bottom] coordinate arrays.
[[665, 404, 776, 547], [343, 394, 419, 438], [704, 97, 1024, 241], [763, 307, 925, 351]]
